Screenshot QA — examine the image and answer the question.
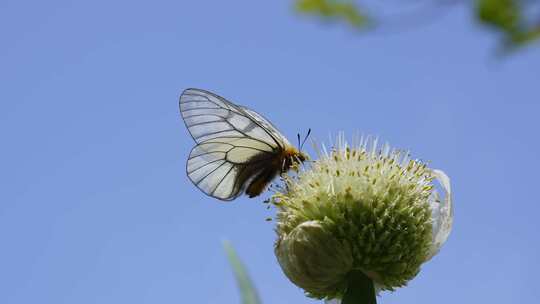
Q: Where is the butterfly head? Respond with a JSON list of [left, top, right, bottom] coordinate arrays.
[[295, 150, 309, 163], [281, 147, 308, 174]]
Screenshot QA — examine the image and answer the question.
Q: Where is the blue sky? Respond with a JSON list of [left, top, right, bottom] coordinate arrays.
[[1, 1, 539, 303]]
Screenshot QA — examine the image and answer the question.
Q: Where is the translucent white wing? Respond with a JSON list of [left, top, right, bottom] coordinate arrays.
[[238, 106, 293, 148], [186, 137, 275, 200], [180, 88, 286, 148], [179, 88, 289, 200]]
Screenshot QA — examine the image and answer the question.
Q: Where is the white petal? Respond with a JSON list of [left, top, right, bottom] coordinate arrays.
[[427, 169, 453, 260]]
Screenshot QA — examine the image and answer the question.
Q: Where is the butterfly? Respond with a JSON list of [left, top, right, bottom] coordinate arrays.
[[179, 88, 309, 201]]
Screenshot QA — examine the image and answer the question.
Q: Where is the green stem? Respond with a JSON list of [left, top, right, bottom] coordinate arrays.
[[341, 270, 377, 304]]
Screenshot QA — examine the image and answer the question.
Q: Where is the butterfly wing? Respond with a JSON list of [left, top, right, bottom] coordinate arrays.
[[237, 106, 293, 148], [180, 88, 288, 200]]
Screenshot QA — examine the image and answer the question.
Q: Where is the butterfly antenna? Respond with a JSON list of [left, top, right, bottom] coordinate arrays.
[[300, 128, 312, 150], [297, 133, 301, 150]]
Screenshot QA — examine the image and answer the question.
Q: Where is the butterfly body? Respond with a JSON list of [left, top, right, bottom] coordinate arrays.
[[179, 88, 307, 201], [244, 146, 305, 198]]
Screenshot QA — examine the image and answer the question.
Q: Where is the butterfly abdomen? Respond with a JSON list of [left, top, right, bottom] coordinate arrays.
[[245, 167, 279, 198]]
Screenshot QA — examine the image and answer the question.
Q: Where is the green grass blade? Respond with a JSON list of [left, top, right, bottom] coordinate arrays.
[[223, 241, 262, 304]]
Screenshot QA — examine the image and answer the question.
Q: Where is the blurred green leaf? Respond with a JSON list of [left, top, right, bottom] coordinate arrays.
[[476, 0, 540, 49], [477, 0, 521, 34], [295, 0, 367, 28], [513, 27, 540, 45], [223, 241, 261, 304]]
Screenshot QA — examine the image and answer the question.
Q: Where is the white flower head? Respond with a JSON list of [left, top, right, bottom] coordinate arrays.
[[273, 134, 453, 300]]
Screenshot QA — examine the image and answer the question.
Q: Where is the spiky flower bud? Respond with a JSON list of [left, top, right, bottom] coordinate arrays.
[[273, 136, 453, 300]]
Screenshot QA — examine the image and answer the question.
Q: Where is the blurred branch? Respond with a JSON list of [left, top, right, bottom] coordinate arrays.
[[223, 241, 262, 304], [368, 0, 459, 35], [293, 0, 540, 51]]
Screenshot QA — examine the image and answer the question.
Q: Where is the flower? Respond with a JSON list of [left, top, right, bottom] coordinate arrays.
[[273, 135, 453, 301]]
